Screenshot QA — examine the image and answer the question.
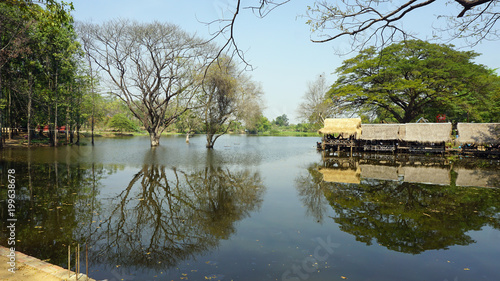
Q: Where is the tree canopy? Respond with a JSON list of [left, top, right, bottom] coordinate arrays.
[[328, 40, 499, 123], [1, 0, 88, 146]]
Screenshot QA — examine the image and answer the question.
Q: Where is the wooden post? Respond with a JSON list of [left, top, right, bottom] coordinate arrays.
[[86, 244, 89, 280], [77, 244, 80, 280], [68, 245, 71, 279]]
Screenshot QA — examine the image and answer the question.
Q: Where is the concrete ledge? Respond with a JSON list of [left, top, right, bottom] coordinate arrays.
[[1, 246, 97, 281]]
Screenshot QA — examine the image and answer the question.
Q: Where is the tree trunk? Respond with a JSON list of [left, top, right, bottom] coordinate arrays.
[[66, 95, 70, 144], [186, 132, 190, 143], [53, 73, 58, 147], [206, 133, 214, 149], [0, 67, 3, 149], [27, 74, 32, 146], [149, 130, 160, 147]]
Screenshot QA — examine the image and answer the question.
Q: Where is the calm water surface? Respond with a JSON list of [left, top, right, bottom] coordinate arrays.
[[1, 135, 500, 281]]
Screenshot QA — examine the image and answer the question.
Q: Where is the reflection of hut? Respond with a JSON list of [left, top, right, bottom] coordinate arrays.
[[360, 164, 399, 181], [457, 123, 500, 145], [455, 168, 500, 188], [400, 166, 450, 186], [399, 123, 452, 153], [318, 118, 361, 152], [318, 167, 361, 184]]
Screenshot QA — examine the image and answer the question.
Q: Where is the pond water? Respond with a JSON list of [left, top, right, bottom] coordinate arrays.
[[1, 135, 500, 281]]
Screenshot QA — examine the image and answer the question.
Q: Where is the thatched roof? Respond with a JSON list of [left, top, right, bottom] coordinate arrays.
[[360, 164, 399, 181], [455, 168, 500, 188], [401, 123, 452, 143], [318, 118, 362, 138], [400, 166, 450, 186], [457, 123, 500, 145], [360, 124, 401, 140], [319, 167, 361, 184]]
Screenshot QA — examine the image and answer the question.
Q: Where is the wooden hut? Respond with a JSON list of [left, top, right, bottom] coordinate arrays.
[[457, 123, 500, 145], [360, 124, 401, 152], [318, 118, 361, 152], [457, 123, 500, 155], [399, 123, 452, 153]]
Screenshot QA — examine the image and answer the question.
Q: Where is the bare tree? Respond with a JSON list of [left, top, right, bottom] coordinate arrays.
[[77, 19, 208, 147], [210, 1, 498, 57], [205, 0, 290, 67], [296, 73, 337, 126], [306, 0, 500, 51], [236, 74, 265, 130]]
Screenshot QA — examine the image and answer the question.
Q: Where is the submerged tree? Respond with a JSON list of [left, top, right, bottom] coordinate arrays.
[[77, 19, 207, 147], [198, 57, 264, 148], [200, 58, 239, 148]]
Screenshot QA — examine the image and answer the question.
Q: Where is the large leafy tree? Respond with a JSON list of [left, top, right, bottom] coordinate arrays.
[[328, 40, 497, 123]]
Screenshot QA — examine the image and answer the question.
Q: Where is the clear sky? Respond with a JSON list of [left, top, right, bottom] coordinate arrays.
[[69, 0, 499, 124]]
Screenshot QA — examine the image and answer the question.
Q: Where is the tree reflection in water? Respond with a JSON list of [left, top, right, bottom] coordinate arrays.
[[296, 157, 500, 254], [88, 163, 265, 269]]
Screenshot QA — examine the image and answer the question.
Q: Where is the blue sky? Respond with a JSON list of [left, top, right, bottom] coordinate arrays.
[[70, 0, 499, 124]]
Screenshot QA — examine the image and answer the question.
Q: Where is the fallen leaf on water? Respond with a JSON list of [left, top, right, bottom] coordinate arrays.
[[341, 276, 348, 279], [464, 268, 470, 271]]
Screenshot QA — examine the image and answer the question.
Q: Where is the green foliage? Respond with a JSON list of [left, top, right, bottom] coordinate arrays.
[[108, 113, 139, 132], [295, 123, 313, 132], [247, 115, 271, 134], [274, 114, 289, 127], [330, 40, 499, 123], [1, 0, 91, 145]]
